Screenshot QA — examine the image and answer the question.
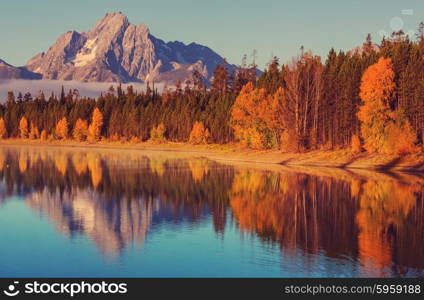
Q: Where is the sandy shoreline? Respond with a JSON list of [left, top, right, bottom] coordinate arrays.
[[1, 139, 424, 172]]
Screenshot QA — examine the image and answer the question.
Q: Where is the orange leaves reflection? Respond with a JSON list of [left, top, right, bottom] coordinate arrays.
[[229, 167, 424, 276], [356, 179, 420, 276]]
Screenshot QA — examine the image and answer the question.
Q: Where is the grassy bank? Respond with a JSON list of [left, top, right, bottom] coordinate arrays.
[[1, 139, 424, 172]]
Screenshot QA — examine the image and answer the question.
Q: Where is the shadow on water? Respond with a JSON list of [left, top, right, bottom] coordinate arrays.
[[0, 145, 424, 277], [375, 156, 403, 172]]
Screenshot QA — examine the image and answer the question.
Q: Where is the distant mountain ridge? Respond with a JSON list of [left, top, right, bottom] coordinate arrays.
[[10, 12, 234, 83], [0, 59, 41, 80]]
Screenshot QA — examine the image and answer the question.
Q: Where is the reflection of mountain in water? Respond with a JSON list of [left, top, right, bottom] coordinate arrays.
[[1, 146, 424, 276], [26, 188, 155, 256], [0, 147, 233, 256]]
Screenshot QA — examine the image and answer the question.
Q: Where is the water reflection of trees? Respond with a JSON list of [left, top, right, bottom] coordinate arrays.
[[0, 146, 424, 275], [229, 168, 424, 276], [229, 169, 359, 258], [356, 179, 424, 276], [0, 147, 234, 255]]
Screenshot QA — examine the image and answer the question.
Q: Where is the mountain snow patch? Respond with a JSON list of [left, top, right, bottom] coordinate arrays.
[[74, 39, 97, 67]]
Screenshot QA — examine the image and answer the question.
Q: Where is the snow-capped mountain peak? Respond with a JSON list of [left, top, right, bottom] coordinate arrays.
[[24, 12, 232, 83]]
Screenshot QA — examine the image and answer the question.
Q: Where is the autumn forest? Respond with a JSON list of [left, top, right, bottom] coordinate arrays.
[[2, 28, 424, 156], [4, 3, 424, 280]]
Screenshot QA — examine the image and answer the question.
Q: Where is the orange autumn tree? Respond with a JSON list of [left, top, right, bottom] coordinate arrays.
[[230, 82, 284, 149], [150, 123, 166, 143], [73, 118, 88, 141], [357, 57, 416, 154], [88, 108, 103, 142], [40, 130, 47, 140], [19, 116, 29, 139], [384, 118, 417, 154], [55, 117, 68, 139], [189, 121, 210, 144], [0, 118, 7, 139]]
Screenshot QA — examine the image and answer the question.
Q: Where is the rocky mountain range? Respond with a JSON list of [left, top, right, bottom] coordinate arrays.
[[0, 59, 41, 80], [1, 12, 234, 83]]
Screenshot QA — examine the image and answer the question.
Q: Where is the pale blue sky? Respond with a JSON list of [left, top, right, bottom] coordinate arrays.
[[1, 0, 423, 69]]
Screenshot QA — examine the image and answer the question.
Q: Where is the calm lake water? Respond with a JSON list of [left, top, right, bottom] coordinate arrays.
[[0, 145, 423, 277]]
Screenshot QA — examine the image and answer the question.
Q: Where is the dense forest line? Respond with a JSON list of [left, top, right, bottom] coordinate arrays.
[[1, 27, 424, 154]]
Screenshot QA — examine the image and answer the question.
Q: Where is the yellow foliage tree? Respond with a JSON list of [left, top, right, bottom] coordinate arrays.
[[55, 117, 68, 140], [73, 118, 88, 141], [129, 136, 141, 144], [19, 116, 29, 139], [189, 121, 210, 144], [88, 108, 103, 142], [358, 57, 417, 154], [231, 82, 284, 149], [150, 123, 166, 143], [385, 115, 417, 154], [0, 118, 7, 139]]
